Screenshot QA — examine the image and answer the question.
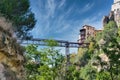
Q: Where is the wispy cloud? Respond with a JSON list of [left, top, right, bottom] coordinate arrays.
[[55, 24, 70, 33], [30, 0, 104, 41], [58, 0, 66, 8], [50, 5, 74, 33], [30, 0, 77, 38], [46, 0, 56, 18], [59, 13, 103, 42], [83, 13, 103, 29], [79, 3, 94, 13], [30, 0, 57, 37], [28, 0, 112, 54]]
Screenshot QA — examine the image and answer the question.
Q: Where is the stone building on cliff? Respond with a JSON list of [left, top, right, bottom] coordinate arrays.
[[78, 25, 102, 43], [112, 0, 120, 27], [78, 0, 120, 43], [103, 0, 120, 28]]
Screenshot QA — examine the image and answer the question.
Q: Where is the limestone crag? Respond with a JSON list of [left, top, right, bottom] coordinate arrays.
[[102, 11, 115, 27], [0, 17, 25, 80]]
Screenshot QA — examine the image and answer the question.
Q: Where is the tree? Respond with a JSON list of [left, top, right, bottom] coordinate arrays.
[[96, 71, 111, 80], [117, 28, 120, 42], [25, 40, 64, 80], [101, 21, 120, 80], [102, 21, 117, 41], [80, 63, 97, 80], [65, 65, 81, 80], [78, 21, 120, 80], [90, 21, 120, 80], [0, 0, 36, 38]]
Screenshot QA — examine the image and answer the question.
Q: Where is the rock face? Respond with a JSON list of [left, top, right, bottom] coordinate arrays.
[[0, 63, 17, 80], [0, 17, 25, 80], [102, 11, 115, 27]]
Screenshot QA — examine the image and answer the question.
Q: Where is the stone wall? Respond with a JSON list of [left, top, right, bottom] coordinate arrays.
[[0, 17, 25, 80]]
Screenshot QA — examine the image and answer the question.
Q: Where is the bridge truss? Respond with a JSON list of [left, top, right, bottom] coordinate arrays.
[[20, 38, 89, 71]]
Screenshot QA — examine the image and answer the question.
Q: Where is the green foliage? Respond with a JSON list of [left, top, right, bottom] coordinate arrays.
[[95, 32, 102, 41], [44, 39, 58, 47], [78, 21, 120, 80], [80, 63, 97, 80], [66, 65, 81, 80], [96, 21, 120, 80], [89, 42, 95, 53], [0, 0, 36, 38], [103, 21, 117, 41], [25, 44, 64, 80], [117, 28, 120, 42], [24, 21, 120, 80], [96, 71, 111, 80]]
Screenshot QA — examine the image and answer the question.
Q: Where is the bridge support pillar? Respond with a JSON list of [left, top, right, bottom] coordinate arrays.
[[65, 42, 70, 79], [66, 46, 70, 67]]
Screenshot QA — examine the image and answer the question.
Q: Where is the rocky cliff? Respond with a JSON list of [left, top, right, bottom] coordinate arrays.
[[0, 17, 25, 80], [102, 11, 115, 27]]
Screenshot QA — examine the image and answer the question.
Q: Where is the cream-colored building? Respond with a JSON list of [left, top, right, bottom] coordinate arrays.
[[112, 0, 120, 27]]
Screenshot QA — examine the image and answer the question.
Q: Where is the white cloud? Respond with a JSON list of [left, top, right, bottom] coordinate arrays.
[[52, 6, 74, 33], [46, 0, 56, 17], [56, 24, 70, 33], [30, 0, 105, 54], [58, 0, 66, 8], [58, 23, 81, 42], [85, 20, 103, 30], [83, 15, 103, 29], [44, 21, 50, 33], [60, 13, 103, 42], [31, 0, 57, 38], [30, 0, 102, 41], [30, 0, 76, 38], [79, 3, 94, 13]]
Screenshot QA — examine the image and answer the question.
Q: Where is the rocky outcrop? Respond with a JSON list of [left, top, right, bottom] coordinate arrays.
[[0, 17, 25, 80], [0, 63, 17, 80], [102, 11, 115, 27]]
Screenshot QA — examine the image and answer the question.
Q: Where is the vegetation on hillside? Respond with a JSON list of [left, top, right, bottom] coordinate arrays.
[[24, 21, 120, 80], [0, 0, 120, 80], [25, 41, 65, 80]]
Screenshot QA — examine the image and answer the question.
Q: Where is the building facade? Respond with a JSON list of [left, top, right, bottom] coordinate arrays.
[[112, 0, 120, 27], [78, 28, 86, 43], [78, 25, 101, 43], [78, 0, 120, 43]]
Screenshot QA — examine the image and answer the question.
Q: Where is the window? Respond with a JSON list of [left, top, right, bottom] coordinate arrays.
[[117, 9, 119, 11], [81, 31, 85, 35]]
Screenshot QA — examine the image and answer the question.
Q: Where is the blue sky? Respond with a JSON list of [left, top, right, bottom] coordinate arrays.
[[29, 0, 113, 54], [30, 0, 113, 42]]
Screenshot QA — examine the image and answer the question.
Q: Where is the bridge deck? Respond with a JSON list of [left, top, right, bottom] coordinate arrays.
[[20, 38, 89, 48]]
